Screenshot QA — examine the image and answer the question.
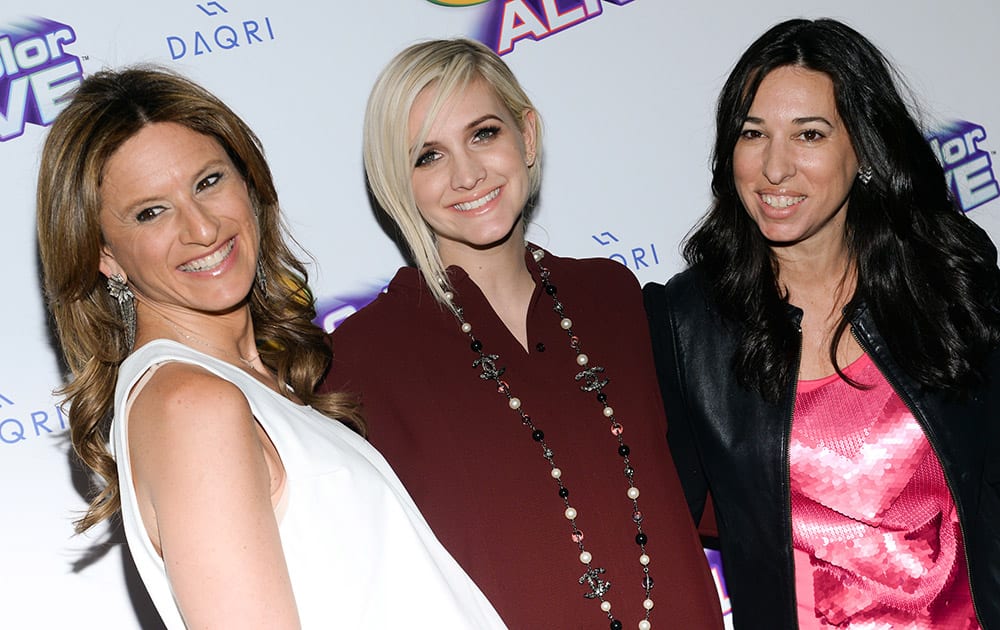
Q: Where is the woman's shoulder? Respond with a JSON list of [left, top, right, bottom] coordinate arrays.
[[331, 267, 432, 336], [545, 249, 628, 273], [120, 358, 261, 507], [329, 268, 456, 375], [122, 339, 219, 376], [119, 340, 255, 431], [643, 267, 707, 308], [128, 354, 251, 427], [542, 250, 641, 295]]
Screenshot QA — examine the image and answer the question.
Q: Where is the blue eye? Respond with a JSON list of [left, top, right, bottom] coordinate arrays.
[[415, 150, 441, 168], [473, 126, 500, 142]]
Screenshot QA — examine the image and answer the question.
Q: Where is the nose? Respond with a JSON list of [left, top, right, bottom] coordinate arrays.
[[179, 200, 220, 245], [450, 148, 487, 190], [762, 139, 795, 185]]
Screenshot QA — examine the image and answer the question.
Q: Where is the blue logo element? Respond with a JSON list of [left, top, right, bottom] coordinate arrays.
[[166, 2, 276, 60], [593, 231, 661, 271], [0, 17, 82, 142], [0, 396, 69, 446], [928, 121, 999, 213]]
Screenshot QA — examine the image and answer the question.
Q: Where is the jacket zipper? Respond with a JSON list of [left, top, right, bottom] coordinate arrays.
[[849, 325, 984, 627], [785, 323, 803, 629]]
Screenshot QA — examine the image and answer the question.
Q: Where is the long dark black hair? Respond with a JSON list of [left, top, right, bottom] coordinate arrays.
[[685, 18, 1000, 402]]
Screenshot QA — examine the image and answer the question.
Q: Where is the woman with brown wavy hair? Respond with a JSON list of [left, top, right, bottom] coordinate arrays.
[[37, 67, 504, 629]]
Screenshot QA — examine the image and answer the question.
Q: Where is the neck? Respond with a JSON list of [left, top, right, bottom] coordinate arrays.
[[439, 227, 535, 308], [773, 235, 860, 378], [440, 236, 536, 351], [134, 298, 260, 368], [773, 234, 855, 300]]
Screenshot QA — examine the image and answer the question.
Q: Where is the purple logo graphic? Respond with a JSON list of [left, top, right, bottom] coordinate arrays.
[[704, 548, 732, 618], [166, 2, 276, 60], [315, 284, 388, 334], [476, 0, 636, 55], [0, 17, 82, 142], [928, 122, 999, 213]]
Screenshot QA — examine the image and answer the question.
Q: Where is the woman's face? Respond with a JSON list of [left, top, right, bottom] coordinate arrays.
[[733, 65, 859, 254], [98, 122, 259, 316], [408, 78, 536, 263]]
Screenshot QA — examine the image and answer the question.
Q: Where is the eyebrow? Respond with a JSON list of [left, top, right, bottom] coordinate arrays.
[[743, 115, 835, 127], [465, 114, 503, 130], [418, 114, 505, 150], [107, 160, 231, 214]]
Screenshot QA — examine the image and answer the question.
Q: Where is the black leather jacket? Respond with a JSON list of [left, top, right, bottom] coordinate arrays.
[[644, 268, 1000, 629]]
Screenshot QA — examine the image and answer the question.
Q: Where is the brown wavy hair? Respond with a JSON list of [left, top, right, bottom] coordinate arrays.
[[37, 66, 364, 533]]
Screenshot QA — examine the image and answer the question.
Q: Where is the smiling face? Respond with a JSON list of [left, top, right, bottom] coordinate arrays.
[[98, 122, 259, 317], [408, 77, 536, 264], [733, 65, 859, 254]]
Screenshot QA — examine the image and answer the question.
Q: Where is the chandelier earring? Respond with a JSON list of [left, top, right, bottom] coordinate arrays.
[[858, 164, 874, 185], [107, 273, 136, 350], [251, 207, 268, 297], [256, 259, 268, 296]]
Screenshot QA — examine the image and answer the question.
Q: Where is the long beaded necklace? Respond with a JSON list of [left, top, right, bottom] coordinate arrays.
[[443, 247, 655, 630]]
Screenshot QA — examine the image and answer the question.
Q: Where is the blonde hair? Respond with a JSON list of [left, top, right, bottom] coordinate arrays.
[[363, 38, 543, 305], [37, 66, 364, 532]]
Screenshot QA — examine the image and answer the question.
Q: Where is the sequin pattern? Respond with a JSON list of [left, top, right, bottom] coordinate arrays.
[[790, 353, 979, 628]]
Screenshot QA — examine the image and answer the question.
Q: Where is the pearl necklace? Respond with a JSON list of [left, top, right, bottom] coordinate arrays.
[[443, 247, 654, 630]]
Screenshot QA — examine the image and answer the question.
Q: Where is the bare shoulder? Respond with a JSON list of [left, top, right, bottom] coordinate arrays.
[[124, 361, 297, 626], [126, 361, 263, 487], [129, 362, 252, 434]]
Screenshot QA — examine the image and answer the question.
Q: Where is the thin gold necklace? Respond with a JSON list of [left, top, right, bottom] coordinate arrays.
[[156, 314, 261, 370]]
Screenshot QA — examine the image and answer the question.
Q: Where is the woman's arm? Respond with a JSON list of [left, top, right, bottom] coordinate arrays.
[[128, 363, 299, 629], [642, 281, 710, 525]]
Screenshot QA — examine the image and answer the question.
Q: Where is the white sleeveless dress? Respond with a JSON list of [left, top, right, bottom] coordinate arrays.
[[111, 339, 506, 629]]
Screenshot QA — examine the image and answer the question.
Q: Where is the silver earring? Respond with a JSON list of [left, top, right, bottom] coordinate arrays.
[[107, 273, 136, 350], [256, 259, 268, 296], [858, 165, 873, 185]]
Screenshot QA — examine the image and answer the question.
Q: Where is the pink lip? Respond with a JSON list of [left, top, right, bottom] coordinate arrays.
[[177, 236, 238, 276], [450, 186, 502, 215], [757, 192, 805, 219]]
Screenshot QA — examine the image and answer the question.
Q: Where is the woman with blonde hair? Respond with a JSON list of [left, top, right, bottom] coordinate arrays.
[[323, 38, 724, 629], [37, 66, 504, 629]]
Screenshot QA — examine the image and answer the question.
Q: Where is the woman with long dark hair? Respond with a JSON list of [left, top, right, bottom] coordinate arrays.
[[644, 18, 1000, 629]]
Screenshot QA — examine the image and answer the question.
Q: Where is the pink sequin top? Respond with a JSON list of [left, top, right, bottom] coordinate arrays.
[[791, 352, 979, 629]]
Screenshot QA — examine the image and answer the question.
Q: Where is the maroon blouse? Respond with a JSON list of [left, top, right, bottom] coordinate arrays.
[[323, 249, 723, 629]]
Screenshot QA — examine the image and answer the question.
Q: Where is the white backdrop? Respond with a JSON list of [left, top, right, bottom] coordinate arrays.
[[3, 1, 997, 627]]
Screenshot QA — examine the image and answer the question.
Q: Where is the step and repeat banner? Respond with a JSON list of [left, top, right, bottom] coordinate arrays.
[[3, 1, 997, 627]]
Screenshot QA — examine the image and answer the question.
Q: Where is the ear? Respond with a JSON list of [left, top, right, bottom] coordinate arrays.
[[521, 109, 538, 167], [99, 245, 124, 281]]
